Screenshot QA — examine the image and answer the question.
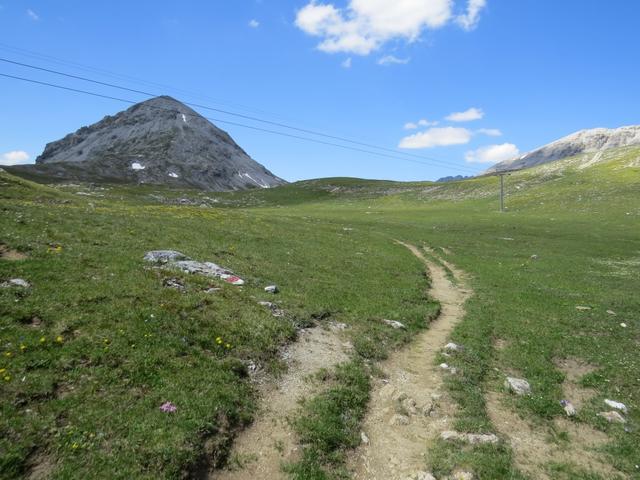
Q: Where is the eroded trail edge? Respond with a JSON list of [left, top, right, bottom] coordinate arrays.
[[214, 327, 351, 480], [349, 242, 472, 480]]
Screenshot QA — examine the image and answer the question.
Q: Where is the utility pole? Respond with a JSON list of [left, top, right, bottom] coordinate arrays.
[[499, 173, 505, 212], [496, 170, 516, 212]]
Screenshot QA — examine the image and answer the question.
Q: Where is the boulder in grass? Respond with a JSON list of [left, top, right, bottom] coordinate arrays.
[[505, 377, 531, 395], [560, 400, 577, 417], [144, 250, 189, 264], [604, 399, 627, 414], [383, 319, 406, 329], [598, 411, 625, 423], [264, 285, 278, 294], [0, 278, 31, 288]]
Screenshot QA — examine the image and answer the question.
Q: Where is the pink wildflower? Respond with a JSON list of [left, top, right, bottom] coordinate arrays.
[[159, 401, 177, 413]]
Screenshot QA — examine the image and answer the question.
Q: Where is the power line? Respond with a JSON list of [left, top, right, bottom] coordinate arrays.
[[0, 42, 288, 119], [0, 57, 478, 174], [0, 71, 478, 173]]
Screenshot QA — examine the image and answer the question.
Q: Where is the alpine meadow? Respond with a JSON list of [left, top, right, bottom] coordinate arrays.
[[1, 2, 639, 480]]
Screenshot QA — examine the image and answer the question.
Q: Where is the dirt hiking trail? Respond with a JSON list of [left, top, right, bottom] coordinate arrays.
[[214, 327, 351, 480], [348, 242, 471, 480]]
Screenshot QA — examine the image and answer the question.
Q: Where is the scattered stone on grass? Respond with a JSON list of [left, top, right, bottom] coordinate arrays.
[[505, 377, 531, 395], [444, 342, 462, 352], [360, 431, 369, 445], [264, 285, 278, 294], [530, 254, 539, 260], [144, 250, 189, 264], [439, 363, 458, 374], [604, 399, 628, 413], [598, 411, 625, 423], [258, 301, 285, 317], [0, 278, 31, 288], [575, 305, 592, 311], [204, 287, 221, 294], [440, 430, 499, 445], [144, 251, 245, 285], [606, 310, 617, 315], [163, 278, 185, 290], [382, 319, 406, 329], [620, 322, 628, 328], [560, 399, 577, 417]]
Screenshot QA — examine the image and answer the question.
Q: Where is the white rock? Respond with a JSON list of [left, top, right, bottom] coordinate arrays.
[[560, 400, 577, 417], [382, 319, 406, 329], [620, 323, 627, 328], [505, 377, 531, 395], [143, 250, 189, 264], [416, 473, 437, 480], [575, 305, 592, 311], [0, 278, 31, 288], [264, 285, 278, 294], [604, 399, 628, 413], [444, 342, 461, 352], [598, 411, 625, 423], [360, 431, 369, 445], [606, 310, 617, 315]]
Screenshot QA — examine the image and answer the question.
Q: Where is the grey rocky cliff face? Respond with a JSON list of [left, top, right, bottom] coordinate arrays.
[[486, 125, 640, 173], [27, 96, 286, 191]]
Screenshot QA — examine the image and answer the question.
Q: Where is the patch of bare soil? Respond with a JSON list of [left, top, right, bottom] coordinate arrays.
[[348, 242, 471, 480], [0, 244, 28, 261], [555, 357, 598, 410], [26, 451, 55, 480], [486, 391, 624, 479], [213, 327, 351, 480]]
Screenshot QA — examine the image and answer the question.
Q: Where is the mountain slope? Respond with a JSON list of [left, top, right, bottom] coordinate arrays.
[[487, 125, 640, 173], [7, 96, 286, 191]]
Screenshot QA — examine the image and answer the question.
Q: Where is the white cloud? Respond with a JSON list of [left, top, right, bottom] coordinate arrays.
[[248, 19, 260, 28], [446, 107, 484, 122], [0, 150, 31, 166], [295, 0, 466, 56], [399, 127, 472, 149], [26, 8, 39, 21], [341, 57, 352, 68], [419, 119, 438, 127], [377, 55, 410, 66], [477, 128, 502, 137], [456, 0, 487, 30], [404, 118, 438, 130], [465, 143, 519, 164]]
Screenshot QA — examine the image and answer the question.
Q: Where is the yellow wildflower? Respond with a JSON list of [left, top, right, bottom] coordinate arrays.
[[20, 345, 27, 352], [71, 442, 79, 449], [225, 343, 231, 349], [0, 368, 5, 374], [39, 337, 46, 344], [4, 351, 12, 358], [56, 336, 64, 343], [3, 375, 10, 382]]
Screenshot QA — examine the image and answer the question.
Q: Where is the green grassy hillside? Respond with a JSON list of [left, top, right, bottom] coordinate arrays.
[[1, 147, 638, 479]]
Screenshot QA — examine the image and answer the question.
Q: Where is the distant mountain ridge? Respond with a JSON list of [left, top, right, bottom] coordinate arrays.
[[486, 125, 640, 173], [8, 96, 286, 191]]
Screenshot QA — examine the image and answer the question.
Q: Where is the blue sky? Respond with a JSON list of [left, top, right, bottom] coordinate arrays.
[[1, 1, 639, 181]]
